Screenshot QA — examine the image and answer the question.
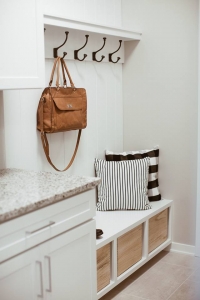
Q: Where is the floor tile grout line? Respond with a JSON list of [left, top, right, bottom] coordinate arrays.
[[186, 267, 199, 281], [121, 290, 150, 300], [165, 274, 195, 300], [158, 260, 200, 271], [119, 260, 196, 300], [101, 252, 200, 300]]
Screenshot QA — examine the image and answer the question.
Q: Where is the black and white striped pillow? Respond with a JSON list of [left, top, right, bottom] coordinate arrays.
[[94, 158, 151, 211], [105, 147, 161, 202]]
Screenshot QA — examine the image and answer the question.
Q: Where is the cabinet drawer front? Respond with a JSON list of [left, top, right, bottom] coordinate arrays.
[[148, 208, 168, 253], [0, 189, 95, 262], [117, 224, 143, 276], [97, 243, 111, 292]]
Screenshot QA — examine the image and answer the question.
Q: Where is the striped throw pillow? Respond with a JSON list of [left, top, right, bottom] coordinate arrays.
[[94, 158, 151, 211], [105, 147, 161, 202]]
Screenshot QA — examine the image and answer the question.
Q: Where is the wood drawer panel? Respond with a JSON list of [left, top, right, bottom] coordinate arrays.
[[97, 243, 110, 292], [148, 208, 168, 253], [117, 224, 143, 276]]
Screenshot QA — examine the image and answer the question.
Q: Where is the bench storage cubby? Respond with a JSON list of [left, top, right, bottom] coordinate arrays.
[[97, 243, 111, 292], [117, 224, 143, 276], [148, 208, 168, 253], [95, 199, 172, 299]]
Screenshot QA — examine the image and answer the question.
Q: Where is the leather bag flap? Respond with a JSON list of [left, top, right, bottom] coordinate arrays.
[[53, 97, 83, 111]]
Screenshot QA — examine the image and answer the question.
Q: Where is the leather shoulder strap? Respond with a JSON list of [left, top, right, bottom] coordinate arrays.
[[49, 57, 60, 87], [61, 58, 67, 86], [41, 130, 81, 172], [61, 58, 75, 88]]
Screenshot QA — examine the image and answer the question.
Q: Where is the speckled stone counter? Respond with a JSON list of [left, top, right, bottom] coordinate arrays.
[[0, 169, 100, 223]]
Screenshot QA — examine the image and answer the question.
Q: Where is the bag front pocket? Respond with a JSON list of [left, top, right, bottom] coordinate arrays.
[[53, 97, 86, 132]]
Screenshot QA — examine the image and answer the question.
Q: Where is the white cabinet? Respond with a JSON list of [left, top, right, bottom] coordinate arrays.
[[0, 0, 45, 89], [0, 221, 96, 300], [0, 189, 97, 300], [42, 220, 96, 300], [0, 247, 38, 300]]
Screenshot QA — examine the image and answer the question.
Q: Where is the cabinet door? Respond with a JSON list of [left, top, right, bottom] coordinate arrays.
[[41, 220, 97, 300], [0, 247, 43, 300], [0, 0, 45, 89]]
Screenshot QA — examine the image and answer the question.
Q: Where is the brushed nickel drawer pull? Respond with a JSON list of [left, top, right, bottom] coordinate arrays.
[[36, 261, 44, 298], [26, 221, 55, 235], [45, 256, 52, 292]]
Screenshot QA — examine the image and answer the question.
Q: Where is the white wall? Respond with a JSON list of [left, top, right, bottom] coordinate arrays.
[[196, 1, 200, 257], [122, 0, 199, 246], [0, 0, 123, 176], [0, 92, 5, 169]]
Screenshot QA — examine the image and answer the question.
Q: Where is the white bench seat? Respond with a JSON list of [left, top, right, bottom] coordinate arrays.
[[95, 199, 173, 299]]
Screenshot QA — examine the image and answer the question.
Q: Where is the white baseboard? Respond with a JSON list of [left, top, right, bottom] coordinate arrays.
[[164, 242, 195, 256]]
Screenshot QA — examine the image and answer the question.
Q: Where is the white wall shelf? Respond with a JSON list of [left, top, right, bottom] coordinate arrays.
[[44, 14, 142, 41]]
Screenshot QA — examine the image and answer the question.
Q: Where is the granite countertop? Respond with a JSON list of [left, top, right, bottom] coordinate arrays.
[[0, 169, 100, 224]]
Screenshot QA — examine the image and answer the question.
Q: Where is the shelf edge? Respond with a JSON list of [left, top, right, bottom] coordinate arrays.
[[44, 14, 142, 41]]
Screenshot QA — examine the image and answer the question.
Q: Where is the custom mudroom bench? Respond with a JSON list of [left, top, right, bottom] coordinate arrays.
[[95, 199, 173, 299]]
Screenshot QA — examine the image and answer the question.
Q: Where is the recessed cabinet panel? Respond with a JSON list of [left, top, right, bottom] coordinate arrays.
[[0, 246, 38, 300], [148, 209, 168, 253], [117, 224, 143, 276], [43, 221, 96, 300], [97, 243, 110, 292], [0, 0, 45, 89]]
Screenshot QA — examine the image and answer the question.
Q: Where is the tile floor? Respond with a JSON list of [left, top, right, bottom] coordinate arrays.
[[100, 251, 200, 300]]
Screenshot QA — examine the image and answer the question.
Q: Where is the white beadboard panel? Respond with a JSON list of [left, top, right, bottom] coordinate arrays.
[[43, 0, 121, 26], [45, 59, 54, 86], [114, 63, 123, 151], [95, 0, 106, 25], [3, 91, 21, 168], [106, 0, 116, 27], [114, 0, 122, 27], [106, 64, 119, 151], [19, 89, 43, 171], [95, 63, 107, 159], [0, 92, 6, 169], [84, 0, 96, 24], [84, 62, 98, 176], [1, 57, 123, 175], [43, 0, 85, 21], [2, 0, 124, 174]]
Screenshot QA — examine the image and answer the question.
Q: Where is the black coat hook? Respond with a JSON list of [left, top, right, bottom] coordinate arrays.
[[62, 52, 67, 59], [109, 40, 122, 63], [53, 31, 69, 58], [74, 35, 89, 61], [92, 37, 106, 62]]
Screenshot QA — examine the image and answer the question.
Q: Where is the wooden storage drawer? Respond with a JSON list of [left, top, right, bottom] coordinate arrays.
[[148, 208, 168, 253], [97, 243, 111, 292], [117, 224, 143, 276]]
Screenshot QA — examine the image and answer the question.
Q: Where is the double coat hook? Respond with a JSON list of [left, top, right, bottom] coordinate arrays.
[[74, 35, 89, 61], [92, 37, 106, 62], [109, 40, 122, 63], [53, 31, 69, 58], [51, 31, 122, 63]]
